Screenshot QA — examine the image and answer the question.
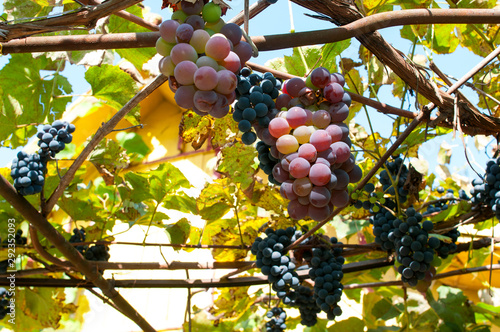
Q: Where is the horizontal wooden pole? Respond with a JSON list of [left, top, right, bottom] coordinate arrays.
[[2, 9, 499, 54]]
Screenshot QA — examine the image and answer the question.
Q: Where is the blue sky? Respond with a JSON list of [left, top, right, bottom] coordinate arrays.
[[0, 1, 494, 183]]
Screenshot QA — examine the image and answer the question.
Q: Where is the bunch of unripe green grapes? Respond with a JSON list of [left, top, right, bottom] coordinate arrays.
[[263, 67, 362, 221], [157, 0, 253, 118]]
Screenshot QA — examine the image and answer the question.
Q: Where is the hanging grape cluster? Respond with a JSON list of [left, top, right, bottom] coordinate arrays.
[[10, 120, 74, 196], [10, 151, 46, 196], [157, 0, 253, 118], [69, 228, 88, 255], [470, 157, 500, 221], [0, 288, 12, 320], [69, 228, 110, 262], [301, 236, 344, 320], [353, 156, 462, 286], [264, 67, 362, 221], [251, 227, 302, 304], [233, 69, 281, 145], [265, 307, 287, 332], [292, 285, 321, 327], [37, 120, 75, 159]]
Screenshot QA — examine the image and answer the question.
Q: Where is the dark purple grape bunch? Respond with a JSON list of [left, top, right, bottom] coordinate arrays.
[[251, 227, 302, 304], [1, 229, 28, 247], [10, 151, 46, 196], [85, 244, 110, 262], [370, 205, 398, 251], [293, 285, 321, 327], [265, 307, 287, 332], [428, 227, 460, 259], [233, 68, 281, 145], [392, 208, 436, 287], [69, 228, 88, 255], [470, 157, 500, 221], [68, 227, 109, 262], [37, 120, 75, 159], [302, 237, 344, 321], [0, 288, 12, 320]]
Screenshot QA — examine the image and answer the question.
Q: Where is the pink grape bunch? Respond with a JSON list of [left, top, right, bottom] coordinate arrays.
[[265, 67, 362, 222], [233, 68, 281, 145], [156, 0, 253, 118]]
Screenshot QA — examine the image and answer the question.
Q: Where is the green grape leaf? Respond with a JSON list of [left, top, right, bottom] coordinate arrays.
[[124, 171, 153, 202], [217, 142, 258, 191], [16, 287, 66, 331], [331, 217, 370, 240], [115, 131, 151, 160], [284, 46, 322, 77], [328, 317, 365, 332], [211, 113, 239, 149], [3, 0, 52, 20], [107, 5, 156, 70], [431, 24, 460, 54], [150, 163, 192, 192], [84, 64, 140, 124], [163, 194, 198, 214], [210, 287, 254, 322], [0, 54, 72, 147], [427, 286, 476, 329], [250, 181, 286, 217], [165, 218, 191, 247], [197, 179, 233, 222], [472, 302, 500, 326], [321, 40, 351, 74], [32, 0, 73, 6], [89, 138, 129, 181]]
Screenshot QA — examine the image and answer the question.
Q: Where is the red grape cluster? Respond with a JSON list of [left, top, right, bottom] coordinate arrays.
[[265, 67, 362, 221], [157, 0, 253, 118]]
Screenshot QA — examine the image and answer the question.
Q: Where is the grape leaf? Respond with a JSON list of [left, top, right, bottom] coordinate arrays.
[[211, 114, 239, 148], [284, 46, 322, 77], [16, 287, 67, 330], [321, 39, 351, 73], [107, 5, 156, 70], [165, 218, 191, 248], [3, 0, 52, 21], [328, 317, 365, 331], [0, 54, 72, 147], [197, 179, 233, 221], [217, 142, 258, 191], [115, 131, 151, 161], [427, 286, 476, 329], [84, 64, 140, 124]]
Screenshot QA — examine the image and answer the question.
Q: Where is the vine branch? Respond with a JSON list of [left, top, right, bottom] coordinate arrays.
[[0, 0, 143, 41], [0, 176, 157, 332]]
